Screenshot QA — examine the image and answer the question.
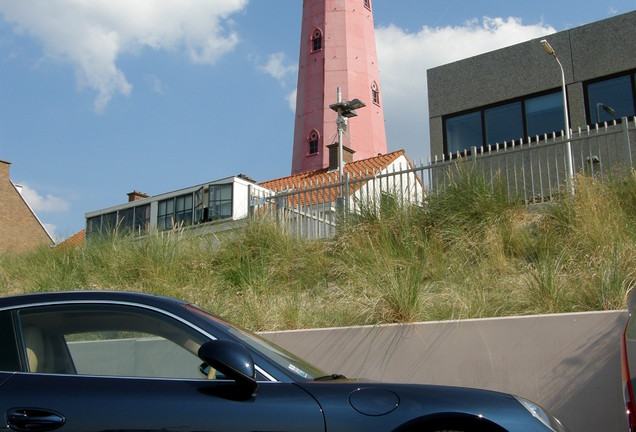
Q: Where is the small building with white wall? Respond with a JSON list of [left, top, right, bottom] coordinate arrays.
[[85, 174, 272, 239]]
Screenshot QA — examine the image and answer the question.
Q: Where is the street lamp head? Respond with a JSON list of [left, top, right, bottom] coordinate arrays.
[[346, 99, 366, 110], [330, 98, 365, 118], [540, 39, 555, 56], [601, 103, 616, 115]]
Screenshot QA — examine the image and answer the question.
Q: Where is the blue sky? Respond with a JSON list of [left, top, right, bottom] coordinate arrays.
[[1, 0, 634, 242]]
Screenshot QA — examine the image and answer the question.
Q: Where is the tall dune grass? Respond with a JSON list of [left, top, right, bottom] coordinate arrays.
[[1, 168, 634, 331]]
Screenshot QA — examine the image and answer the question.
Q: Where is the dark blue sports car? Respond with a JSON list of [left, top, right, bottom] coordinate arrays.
[[0, 291, 566, 431]]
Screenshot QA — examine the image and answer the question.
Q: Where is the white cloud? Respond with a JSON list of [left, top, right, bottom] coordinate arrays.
[[259, 51, 297, 85], [375, 17, 556, 161], [0, 0, 248, 112], [16, 183, 70, 213], [42, 223, 58, 242], [286, 89, 297, 112]]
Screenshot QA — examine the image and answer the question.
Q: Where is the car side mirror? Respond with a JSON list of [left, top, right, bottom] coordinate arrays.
[[198, 340, 258, 398]]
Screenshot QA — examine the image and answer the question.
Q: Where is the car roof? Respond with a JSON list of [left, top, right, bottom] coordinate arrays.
[[0, 290, 187, 311]]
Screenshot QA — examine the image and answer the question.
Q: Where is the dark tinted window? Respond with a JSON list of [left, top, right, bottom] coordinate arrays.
[[102, 212, 117, 234], [525, 92, 564, 138], [86, 216, 101, 237], [118, 207, 134, 234], [443, 90, 563, 154], [158, 198, 174, 230], [309, 139, 318, 154], [445, 111, 482, 154], [175, 194, 193, 227], [0, 311, 20, 371], [311, 29, 322, 52], [484, 102, 523, 145], [586, 74, 635, 124], [133, 204, 150, 234]]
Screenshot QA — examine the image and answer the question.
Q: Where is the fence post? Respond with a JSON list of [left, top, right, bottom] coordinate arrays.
[[344, 172, 350, 224], [248, 184, 253, 219], [471, 146, 477, 164], [623, 117, 633, 168], [275, 196, 284, 226]]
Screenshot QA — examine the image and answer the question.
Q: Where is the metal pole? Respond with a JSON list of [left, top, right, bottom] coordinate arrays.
[[556, 55, 575, 195], [623, 117, 633, 168], [541, 40, 574, 195], [335, 87, 345, 217], [337, 87, 344, 183]]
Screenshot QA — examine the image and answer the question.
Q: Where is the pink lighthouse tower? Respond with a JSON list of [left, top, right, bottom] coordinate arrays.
[[291, 0, 387, 175]]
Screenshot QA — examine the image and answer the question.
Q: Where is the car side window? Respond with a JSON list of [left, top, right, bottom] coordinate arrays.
[[17, 303, 211, 379], [0, 311, 20, 371]]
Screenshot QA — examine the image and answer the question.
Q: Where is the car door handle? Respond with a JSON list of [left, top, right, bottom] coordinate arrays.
[[6, 408, 66, 431]]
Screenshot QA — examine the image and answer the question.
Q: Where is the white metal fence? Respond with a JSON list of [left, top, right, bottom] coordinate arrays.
[[250, 117, 635, 239], [249, 165, 425, 239], [429, 116, 636, 203]]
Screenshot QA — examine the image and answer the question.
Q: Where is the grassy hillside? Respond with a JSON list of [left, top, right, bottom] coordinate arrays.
[[2, 168, 635, 332]]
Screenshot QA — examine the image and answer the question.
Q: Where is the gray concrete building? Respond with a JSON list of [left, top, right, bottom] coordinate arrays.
[[427, 11, 636, 158]]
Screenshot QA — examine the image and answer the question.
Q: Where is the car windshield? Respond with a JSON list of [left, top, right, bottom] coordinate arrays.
[[185, 304, 325, 381]]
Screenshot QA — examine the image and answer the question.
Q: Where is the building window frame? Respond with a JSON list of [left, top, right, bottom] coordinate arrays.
[[132, 204, 150, 235], [104, 204, 151, 237], [363, 0, 372, 11], [102, 212, 117, 235], [86, 216, 102, 238], [442, 89, 565, 156], [308, 130, 320, 155], [444, 110, 483, 156], [208, 184, 233, 221], [371, 81, 380, 106], [174, 194, 193, 228], [311, 29, 323, 53], [117, 207, 135, 235], [583, 70, 636, 125], [157, 198, 174, 231], [157, 193, 193, 231]]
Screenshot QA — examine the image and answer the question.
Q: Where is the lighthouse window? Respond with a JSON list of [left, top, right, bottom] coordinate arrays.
[[308, 131, 320, 154], [372, 82, 380, 105], [311, 29, 323, 52], [309, 140, 318, 154]]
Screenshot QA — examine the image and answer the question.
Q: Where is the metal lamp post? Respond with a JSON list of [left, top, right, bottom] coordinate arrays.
[[329, 87, 366, 182], [540, 39, 574, 194]]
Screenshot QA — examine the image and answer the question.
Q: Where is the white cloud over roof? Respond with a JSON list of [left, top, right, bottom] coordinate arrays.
[[16, 183, 70, 213]]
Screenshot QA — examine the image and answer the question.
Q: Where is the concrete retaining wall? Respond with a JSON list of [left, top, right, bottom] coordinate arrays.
[[262, 311, 628, 432]]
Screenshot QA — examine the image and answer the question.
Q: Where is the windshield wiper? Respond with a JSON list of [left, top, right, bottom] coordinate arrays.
[[314, 373, 347, 381]]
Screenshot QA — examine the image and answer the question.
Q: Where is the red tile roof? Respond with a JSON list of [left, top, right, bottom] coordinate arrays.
[[55, 229, 85, 250], [260, 149, 409, 191], [259, 150, 412, 207]]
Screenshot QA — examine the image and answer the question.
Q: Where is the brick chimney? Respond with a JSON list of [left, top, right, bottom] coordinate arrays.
[[127, 190, 149, 202], [326, 143, 355, 171]]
